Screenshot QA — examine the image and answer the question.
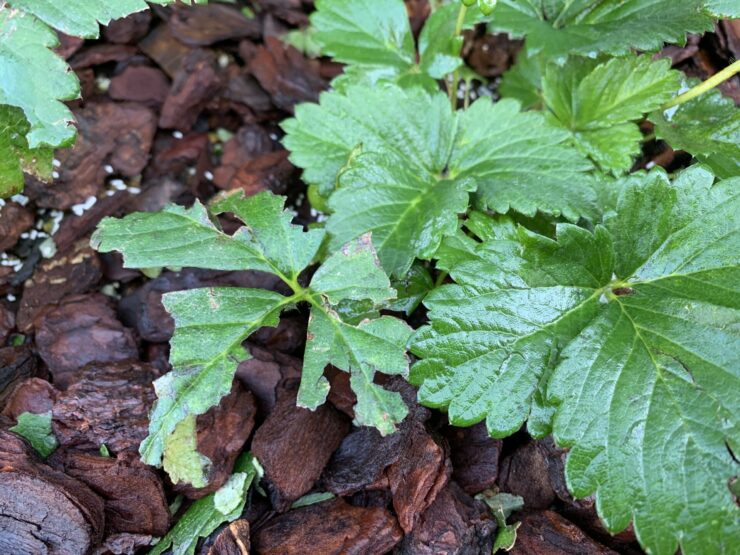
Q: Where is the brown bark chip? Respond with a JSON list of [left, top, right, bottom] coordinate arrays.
[[2, 377, 57, 419], [497, 438, 557, 510], [251, 386, 350, 511], [174, 383, 258, 499], [443, 421, 502, 495], [48, 449, 170, 536], [17, 240, 103, 332], [52, 360, 157, 453], [0, 430, 105, 555], [25, 102, 156, 210], [253, 498, 403, 555], [207, 520, 251, 555], [235, 343, 302, 415], [0, 346, 42, 409], [0, 303, 15, 344], [109, 65, 171, 106], [386, 421, 452, 533], [394, 481, 496, 555], [0, 201, 34, 251], [35, 294, 138, 390], [159, 49, 223, 130], [510, 511, 618, 555], [169, 3, 260, 46]]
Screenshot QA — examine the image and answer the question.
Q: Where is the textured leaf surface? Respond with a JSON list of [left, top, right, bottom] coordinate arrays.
[[542, 55, 680, 173], [411, 166, 740, 555], [0, 105, 52, 197], [489, 0, 715, 61], [150, 453, 261, 555], [284, 85, 596, 271], [10, 411, 58, 458], [0, 9, 78, 148], [300, 236, 413, 434], [650, 86, 740, 179], [163, 414, 211, 488], [140, 287, 288, 467], [328, 150, 475, 276], [704, 0, 740, 17]]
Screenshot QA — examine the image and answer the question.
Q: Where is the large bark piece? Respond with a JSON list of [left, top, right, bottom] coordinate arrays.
[[253, 498, 402, 555], [49, 449, 170, 536], [251, 385, 350, 511], [0, 430, 105, 555], [52, 360, 157, 453], [510, 511, 618, 555]]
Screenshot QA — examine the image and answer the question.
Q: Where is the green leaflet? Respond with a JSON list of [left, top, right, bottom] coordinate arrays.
[[93, 191, 412, 478], [163, 415, 211, 489], [150, 453, 261, 555], [489, 0, 715, 62], [0, 0, 195, 155], [10, 411, 58, 458], [650, 85, 740, 179], [0, 9, 79, 149], [0, 105, 52, 197], [704, 0, 740, 17], [312, 0, 486, 91], [411, 166, 740, 555], [541, 55, 680, 174], [300, 235, 414, 435], [283, 85, 596, 276]]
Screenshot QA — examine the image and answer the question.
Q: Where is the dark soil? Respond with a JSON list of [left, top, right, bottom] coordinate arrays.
[[1, 2, 738, 554]]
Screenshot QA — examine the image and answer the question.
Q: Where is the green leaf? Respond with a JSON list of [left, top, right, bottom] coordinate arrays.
[[328, 149, 476, 276], [163, 415, 211, 488], [140, 287, 289, 468], [452, 97, 597, 220], [290, 491, 335, 509], [411, 166, 740, 555], [10, 411, 58, 458], [499, 47, 543, 110], [9, 0, 152, 38], [0, 9, 79, 148], [299, 236, 414, 434], [541, 55, 680, 174], [650, 86, 740, 179], [93, 192, 325, 278], [489, 1, 715, 62], [477, 492, 524, 552], [387, 263, 434, 315], [150, 453, 261, 555], [312, 0, 415, 71], [0, 105, 52, 197], [704, 0, 740, 17], [284, 85, 597, 268]]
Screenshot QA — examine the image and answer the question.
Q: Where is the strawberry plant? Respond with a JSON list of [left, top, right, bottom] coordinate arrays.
[[0, 0, 203, 197], [89, 1, 740, 553]]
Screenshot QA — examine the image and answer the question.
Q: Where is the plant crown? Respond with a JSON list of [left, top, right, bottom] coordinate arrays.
[[34, 0, 740, 553]]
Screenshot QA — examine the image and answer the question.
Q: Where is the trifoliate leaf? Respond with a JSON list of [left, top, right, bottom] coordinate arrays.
[[0, 9, 79, 148], [0, 105, 53, 198], [299, 236, 414, 434], [328, 149, 476, 276], [411, 166, 740, 555], [150, 453, 261, 555], [10, 411, 58, 458], [650, 85, 740, 179], [489, 1, 714, 62], [163, 414, 211, 488], [284, 85, 596, 273], [541, 55, 680, 174], [140, 287, 289, 468]]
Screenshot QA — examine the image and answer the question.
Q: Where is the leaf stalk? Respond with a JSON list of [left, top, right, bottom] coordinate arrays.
[[448, 3, 468, 109], [662, 59, 740, 109]]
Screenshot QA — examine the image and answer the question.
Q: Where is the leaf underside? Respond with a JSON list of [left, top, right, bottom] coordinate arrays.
[[411, 166, 740, 555]]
